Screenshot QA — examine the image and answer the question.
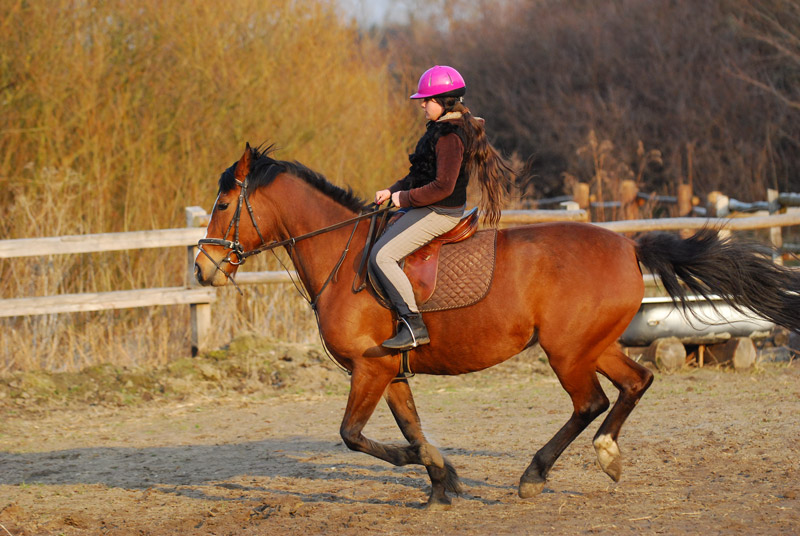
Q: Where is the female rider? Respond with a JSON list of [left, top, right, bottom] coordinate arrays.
[[370, 65, 514, 351]]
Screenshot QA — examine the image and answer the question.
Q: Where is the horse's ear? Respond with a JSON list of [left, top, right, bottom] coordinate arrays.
[[234, 143, 253, 181]]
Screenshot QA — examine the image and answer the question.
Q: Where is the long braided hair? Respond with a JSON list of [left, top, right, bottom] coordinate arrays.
[[436, 97, 514, 226]]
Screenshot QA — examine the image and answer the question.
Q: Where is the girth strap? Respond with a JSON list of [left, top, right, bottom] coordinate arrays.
[[393, 350, 415, 381]]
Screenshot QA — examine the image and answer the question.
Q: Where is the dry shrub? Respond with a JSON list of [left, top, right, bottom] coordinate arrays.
[[0, 0, 417, 372], [391, 0, 800, 202]]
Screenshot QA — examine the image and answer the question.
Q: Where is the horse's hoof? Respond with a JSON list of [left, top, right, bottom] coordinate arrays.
[[424, 495, 452, 511], [594, 433, 622, 482], [518, 480, 545, 499]]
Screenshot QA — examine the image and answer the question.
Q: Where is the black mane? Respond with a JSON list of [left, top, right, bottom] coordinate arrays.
[[218, 144, 368, 213]]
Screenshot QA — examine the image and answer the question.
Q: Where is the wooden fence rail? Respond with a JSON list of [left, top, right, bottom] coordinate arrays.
[[537, 184, 800, 225], [3, 205, 800, 355]]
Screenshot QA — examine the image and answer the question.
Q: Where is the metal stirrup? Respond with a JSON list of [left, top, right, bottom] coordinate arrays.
[[398, 316, 418, 348]]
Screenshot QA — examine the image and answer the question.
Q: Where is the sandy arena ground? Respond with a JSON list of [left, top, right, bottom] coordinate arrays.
[[1, 359, 798, 535]]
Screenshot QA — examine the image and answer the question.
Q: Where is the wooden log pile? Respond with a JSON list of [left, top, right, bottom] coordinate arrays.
[[630, 336, 763, 372]]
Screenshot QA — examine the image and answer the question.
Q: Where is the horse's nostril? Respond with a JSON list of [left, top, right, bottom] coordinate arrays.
[[194, 263, 202, 282]]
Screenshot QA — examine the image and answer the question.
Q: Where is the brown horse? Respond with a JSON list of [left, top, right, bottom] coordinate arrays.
[[195, 144, 800, 508]]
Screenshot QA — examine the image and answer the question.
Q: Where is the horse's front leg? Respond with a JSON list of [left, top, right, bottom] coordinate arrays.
[[385, 378, 462, 509], [338, 365, 429, 491]]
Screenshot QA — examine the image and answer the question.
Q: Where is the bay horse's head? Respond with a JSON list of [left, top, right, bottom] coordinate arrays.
[[194, 143, 274, 287], [195, 142, 370, 287]]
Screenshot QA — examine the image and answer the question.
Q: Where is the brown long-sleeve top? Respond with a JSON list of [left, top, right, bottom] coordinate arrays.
[[388, 133, 465, 208]]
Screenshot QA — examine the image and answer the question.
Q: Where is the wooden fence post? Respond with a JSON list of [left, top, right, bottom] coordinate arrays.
[[620, 180, 639, 220], [677, 183, 694, 238], [677, 183, 693, 217], [186, 206, 211, 356], [707, 191, 729, 217], [572, 182, 590, 220], [767, 189, 783, 265], [707, 191, 731, 239]]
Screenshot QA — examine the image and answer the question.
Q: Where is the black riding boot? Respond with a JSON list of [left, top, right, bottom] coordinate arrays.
[[382, 313, 430, 350]]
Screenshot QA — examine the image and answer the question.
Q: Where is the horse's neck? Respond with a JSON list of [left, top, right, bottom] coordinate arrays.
[[269, 179, 364, 296]]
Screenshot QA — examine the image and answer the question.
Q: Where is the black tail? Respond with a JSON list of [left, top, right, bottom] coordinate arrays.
[[635, 228, 800, 332]]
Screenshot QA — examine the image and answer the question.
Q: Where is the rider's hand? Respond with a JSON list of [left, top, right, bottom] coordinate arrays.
[[375, 189, 391, 204], [391, 191, 402, 207]]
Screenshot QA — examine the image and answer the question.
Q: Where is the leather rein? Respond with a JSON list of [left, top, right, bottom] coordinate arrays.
[[196, 176, 391, 302]]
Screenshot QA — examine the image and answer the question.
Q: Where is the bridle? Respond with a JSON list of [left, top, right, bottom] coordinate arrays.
[[197, 176, 266, 268], [196, 175, 391, 299]]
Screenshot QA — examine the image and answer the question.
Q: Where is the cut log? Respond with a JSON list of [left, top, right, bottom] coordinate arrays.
[[705, 337, 756, 370], [759, 346, 794, 363], [643, 337, 686, 372], [772, 326, 790, 347]]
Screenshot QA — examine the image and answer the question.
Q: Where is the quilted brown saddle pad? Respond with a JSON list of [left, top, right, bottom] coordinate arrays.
[[368, 228, 498, 313], [418, 229, 497, 312]]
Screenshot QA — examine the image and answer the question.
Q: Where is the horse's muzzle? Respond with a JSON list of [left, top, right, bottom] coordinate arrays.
[[194, 253, 236, 287], [194, 262, 209, 286]]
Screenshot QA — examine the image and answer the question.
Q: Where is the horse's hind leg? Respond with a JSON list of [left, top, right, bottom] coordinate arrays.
[[593, 345, 654, 482], [519, 358, 610, 498], [385, 378, 461, 509]]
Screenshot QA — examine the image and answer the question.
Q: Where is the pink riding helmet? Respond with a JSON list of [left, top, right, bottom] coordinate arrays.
[[410, 65, 466, 99]]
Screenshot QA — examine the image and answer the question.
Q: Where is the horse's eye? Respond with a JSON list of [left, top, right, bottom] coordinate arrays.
[[217, 202, 229, 211]]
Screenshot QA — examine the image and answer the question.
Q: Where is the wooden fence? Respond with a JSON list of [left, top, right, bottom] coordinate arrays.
[[3, 204, 800, 355], [535, 183, 800, 228]]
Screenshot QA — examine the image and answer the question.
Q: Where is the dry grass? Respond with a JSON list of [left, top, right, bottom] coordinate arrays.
[[0, 0, 417, 372]]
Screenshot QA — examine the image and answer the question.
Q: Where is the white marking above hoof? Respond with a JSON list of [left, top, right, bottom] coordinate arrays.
[[419, 443, 445, 469], [593, 433, 622, 482]]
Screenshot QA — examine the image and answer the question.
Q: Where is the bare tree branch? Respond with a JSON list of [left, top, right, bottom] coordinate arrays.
[[726, 66, 800, 111]]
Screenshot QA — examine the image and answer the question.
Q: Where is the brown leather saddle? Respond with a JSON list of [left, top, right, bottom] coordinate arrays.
[[360, 206, 497, 312], [401, 207, 479, 304], [362, 208, 478, 309]]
